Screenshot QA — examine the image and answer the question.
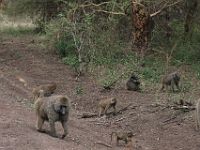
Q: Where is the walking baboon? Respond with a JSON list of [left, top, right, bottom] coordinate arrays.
[[161, 72, 180, 92], [34, 95, 70, 138], [98, 97, 117, 117], [111, 131, 133, 145], [32, 83, 57, 100], [195, 99, 200, 130], [126, 74, 140, 91]]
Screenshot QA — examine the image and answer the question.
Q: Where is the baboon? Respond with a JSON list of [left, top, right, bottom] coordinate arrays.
[[34, 95, 70, 138], [111, 131, 133, 146], [161, 72, 180, 92], [126, 74, 140, 91], [32, 83, 57, 100], [98, 97, 117, 117], [195, 99, 200, 130]]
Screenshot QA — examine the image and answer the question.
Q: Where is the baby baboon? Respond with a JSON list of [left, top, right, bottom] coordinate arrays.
[[126, 74, 140, 91], [34, 95, 70, 138], [195, 99, 200, 130], [32, 83, 57, 100], [111, 131, 133, 146], [161, 71, 180, 92], [98, 97, 117, 117]]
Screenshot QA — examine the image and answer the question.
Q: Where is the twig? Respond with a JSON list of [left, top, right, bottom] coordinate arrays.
[[117, 103, 136, 114], [115, 116, 126, 122], [81, 2, 110, 7], [79, 112, 97, 118], [162, 115, 177, 123], [150, 0, 183, 17], [96, 141, 112, 148], [96, 9, 125, 15], [102, 73, 125, 90]]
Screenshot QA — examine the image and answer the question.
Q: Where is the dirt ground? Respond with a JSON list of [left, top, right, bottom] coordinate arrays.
[[1, 36, 200, 150]]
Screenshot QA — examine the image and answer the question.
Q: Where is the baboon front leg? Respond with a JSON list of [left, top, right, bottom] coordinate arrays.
[[61, 121, 68, 139], [113, 106, 117, 115], [99, 107, 103, 117], [160, 84, 165, 91], [49, 120, 57, 138], [36, 117, 45, 132], [175, 82, 180, 91], [103, 105, 110, 115]]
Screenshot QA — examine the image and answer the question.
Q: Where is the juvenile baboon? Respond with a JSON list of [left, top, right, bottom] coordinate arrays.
[[195, 99, 200, 130], [32, 83, 57, 100], [126, 74, 140, 91], [111, 131, 133, 146], [98, 97, 117, 117], [161, 72, 180, 92], [34, 95, 70, 138]]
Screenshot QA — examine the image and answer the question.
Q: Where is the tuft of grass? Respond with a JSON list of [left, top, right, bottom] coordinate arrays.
[[75, 85, 84, 95]]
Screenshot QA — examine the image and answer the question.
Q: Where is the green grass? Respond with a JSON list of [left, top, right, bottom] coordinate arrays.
[[0, 26, 35, 36]]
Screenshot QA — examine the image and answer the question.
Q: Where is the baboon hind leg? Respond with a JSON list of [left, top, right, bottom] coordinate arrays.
[[49, 120, 57, 138], [112, 105, 117, 115], [36, 117, 45, 132], [61, 121, 68, 139], [99, 107, 103, 117], [103, 105, 110, 115]]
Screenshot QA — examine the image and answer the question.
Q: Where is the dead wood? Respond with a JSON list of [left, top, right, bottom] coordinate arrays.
[[79, 103, 137, 119], [96, 141, 112, 148], [79, 112, 97, 118]]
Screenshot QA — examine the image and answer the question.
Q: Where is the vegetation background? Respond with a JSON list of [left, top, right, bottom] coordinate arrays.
[[1, 0, 200, 97]]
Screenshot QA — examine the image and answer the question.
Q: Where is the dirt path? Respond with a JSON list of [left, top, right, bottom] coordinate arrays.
[[1, 36, 200, 150]]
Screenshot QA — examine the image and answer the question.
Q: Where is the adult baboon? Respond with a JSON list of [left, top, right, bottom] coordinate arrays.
[[126, 74, 141, 91], [34, 95, 70, 138], [161, 72, 180, 92]]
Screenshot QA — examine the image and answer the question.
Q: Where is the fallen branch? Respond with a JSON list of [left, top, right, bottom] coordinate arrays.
[[171, 105, 195, 111], [79, 112, 97, 118], [150, 103, 195, 111]]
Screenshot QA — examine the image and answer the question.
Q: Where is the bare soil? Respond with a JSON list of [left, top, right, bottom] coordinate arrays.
[[1, 36, 200, 150]]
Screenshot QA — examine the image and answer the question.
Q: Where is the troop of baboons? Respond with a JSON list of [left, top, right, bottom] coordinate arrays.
[[31, 71, 200, 148]]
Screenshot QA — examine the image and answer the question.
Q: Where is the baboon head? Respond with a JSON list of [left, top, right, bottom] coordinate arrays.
[[173, 73, 180, 82], [54, 96, 69, 115], [130, 74, 140, 85]]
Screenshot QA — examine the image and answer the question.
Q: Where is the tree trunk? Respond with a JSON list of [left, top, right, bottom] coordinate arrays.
[[131, 0, 154, 57], [184, 0, 198, 37]]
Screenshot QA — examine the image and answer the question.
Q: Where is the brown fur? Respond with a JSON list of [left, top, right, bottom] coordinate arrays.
[[32, 83, 57, 100], [98, 97, 117, 117], [34, 95, 70, 138], [161, 72, 180, 92]]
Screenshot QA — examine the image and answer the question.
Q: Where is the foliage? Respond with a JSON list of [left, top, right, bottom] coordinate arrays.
[[2, 0, 200, 92]]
